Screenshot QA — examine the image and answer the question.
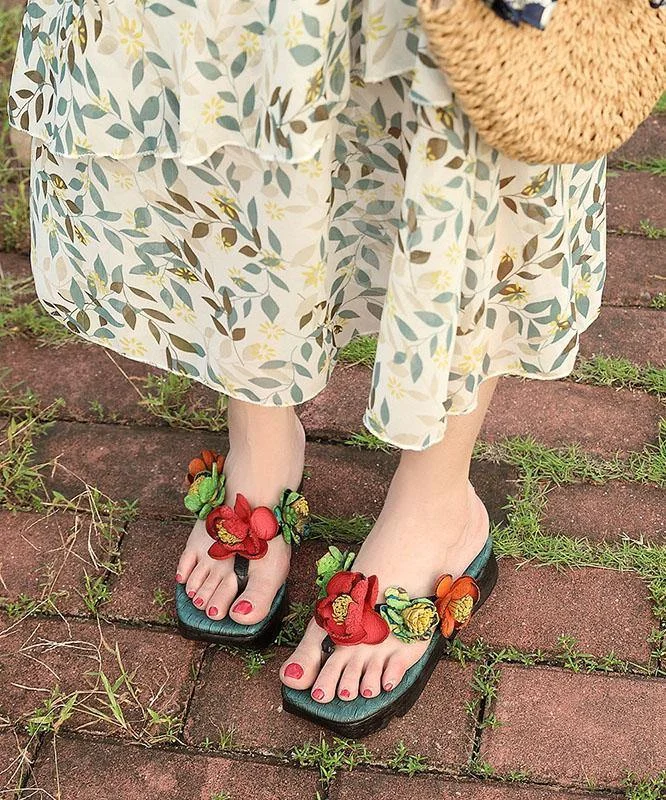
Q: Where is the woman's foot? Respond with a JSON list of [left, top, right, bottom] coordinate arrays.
[[176, 401, 305, 625], [280, 475, 489, 701]]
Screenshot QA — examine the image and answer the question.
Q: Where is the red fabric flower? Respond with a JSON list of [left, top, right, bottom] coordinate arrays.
[[315, 571, 390, 646], [187, 449, 224, 484], [205, 493, 279, 560]]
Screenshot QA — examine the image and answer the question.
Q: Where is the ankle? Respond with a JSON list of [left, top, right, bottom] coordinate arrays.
[[227, 400, 302, 449]]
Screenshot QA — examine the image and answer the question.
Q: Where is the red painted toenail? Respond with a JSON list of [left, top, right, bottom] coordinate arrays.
[[384, 683, 394, 692], [208, 607, 218, 617], [175, 573, 182, 582], [312, 688, 325, 701], [362, 689, 373, 698], [232, 600, 253, 615], [340, 689, 350, 698], [284, 663, 304, 679], [187, 590, 195, 598], [194, 597, 204, 607]]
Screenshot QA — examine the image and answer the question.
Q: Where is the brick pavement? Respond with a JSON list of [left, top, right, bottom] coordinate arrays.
[[0, 38, 664, 798]]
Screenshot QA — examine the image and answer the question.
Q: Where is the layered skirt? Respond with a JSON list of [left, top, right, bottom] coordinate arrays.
[[9, 0, 607, 449]]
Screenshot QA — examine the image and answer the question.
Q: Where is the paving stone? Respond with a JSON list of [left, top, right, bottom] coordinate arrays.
[[482, 379, 662, 455], [0, 729, 30, 793], [0, 252, 32, 286], [479, 665, 666, 787], [185, 646, 476, 767], [607, 173, 666, 232], [330, 771, 601, 800], [610, 115, 666, 164], [0, 617, 202, 736], [0, 509, 119, 616], [578, 306, 666, 367], [29, 734, 318, 800], [604, 234, 666, 308], [466, 559, 656, 663], [542, 482, 665, 544], [300, 364, 370, 439], [34, 421, 514, 524]]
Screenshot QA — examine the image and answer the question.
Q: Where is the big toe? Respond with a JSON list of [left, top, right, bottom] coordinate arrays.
[[280, 619, 326, 690]]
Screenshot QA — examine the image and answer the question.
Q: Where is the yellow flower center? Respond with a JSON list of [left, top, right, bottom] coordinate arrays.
[[331, 594, 353, 624], [449, 595, 474, 624], [215, 523, 240, 545], [402, 603, 436, 636]]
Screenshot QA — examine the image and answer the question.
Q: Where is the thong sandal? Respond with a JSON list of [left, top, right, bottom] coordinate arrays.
[[175, 449, 310, 648], [282, 536, 498, 738]]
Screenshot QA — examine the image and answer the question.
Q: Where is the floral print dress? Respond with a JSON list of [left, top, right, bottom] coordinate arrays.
[[8, 0, 606, 450]]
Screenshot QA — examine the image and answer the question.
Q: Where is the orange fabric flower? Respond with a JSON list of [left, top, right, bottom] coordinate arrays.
[[187, 450, 224, 484], [435, 574, 480, 638]]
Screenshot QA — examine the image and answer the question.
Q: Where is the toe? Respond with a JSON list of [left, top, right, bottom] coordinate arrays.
[[381, 650, 413, 693], [337, 657, 364, 701], [310, 650, 349, 704], [280, 619, 325, 690], [205, 578, 238, 620], [229, 575, 282, 626], [185, 562, 210, 602], [175, 548, 197, 584], [359, 656, 384, 699], [193, 566, 227, 609]]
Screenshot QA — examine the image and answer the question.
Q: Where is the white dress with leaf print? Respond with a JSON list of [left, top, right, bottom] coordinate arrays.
[[8, 0, 606, 449]]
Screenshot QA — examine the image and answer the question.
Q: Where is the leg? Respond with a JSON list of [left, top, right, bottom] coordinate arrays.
[[281, 376, 499, 700], [176, 398, 305, 623]]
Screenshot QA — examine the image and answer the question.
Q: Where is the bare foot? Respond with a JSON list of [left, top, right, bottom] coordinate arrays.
[[176, 402, 305, 625], [280, 475, 488, 700]]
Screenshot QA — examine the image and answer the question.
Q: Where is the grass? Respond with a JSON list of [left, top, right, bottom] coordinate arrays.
[[639, 220, 666, 240], [386, 742, 429, 775], [572, 355, 666, 396], [624, 772, 666, 800], [651, 293, 666, 310], [139, 373, 227, 431], [654, 92, 666, 114], [617, 158, 666, 177], [291, 737, 372, 789], [338, 334, 377, 368]]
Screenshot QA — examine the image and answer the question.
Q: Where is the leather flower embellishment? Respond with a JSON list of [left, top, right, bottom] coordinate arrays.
[[273, 489, 310, 546], [379, 588, 439, 643], [315, 571, 390, 646], [205, 493, 279, 560], [435, 574, 480, 638], [184, 450, 226, 519]]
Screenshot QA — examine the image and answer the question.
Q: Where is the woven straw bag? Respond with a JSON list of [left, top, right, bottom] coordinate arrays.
[[416, 0, 666, 164]]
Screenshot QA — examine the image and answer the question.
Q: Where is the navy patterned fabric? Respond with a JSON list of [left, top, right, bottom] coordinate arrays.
[[485, 0, 664, 30]]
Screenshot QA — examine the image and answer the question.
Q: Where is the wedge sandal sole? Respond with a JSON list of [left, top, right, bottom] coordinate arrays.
[[282, 537, 498, 738]]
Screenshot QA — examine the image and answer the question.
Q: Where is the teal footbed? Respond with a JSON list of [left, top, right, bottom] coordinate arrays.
[[282, 535, 494, 726], [175, 580, 286, 638]]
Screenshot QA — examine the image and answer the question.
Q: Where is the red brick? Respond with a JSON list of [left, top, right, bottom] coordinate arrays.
[[607, 173, 666, 232], [331, 772, 600, 800], [578, 306, 665, 367], [604, 235, 666, 308], [0, 618, 202, 736], [0, 509, 119, 616], [466, 559, 656, 663], [0, 252, 32, 285], [35, 421, 514, 524], [542, 482, 665, 544], [29, 735, 318, 800], [300, 365, 370, 439], [483, 379, 662, 455], [185, 647, 476, 766], [0, 730, 30, 793], [480, 665, 666, 787], [610, 115, 666, 164]]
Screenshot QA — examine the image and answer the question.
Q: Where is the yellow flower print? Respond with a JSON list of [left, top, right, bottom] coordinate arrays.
[[357, 114, 384, 139], [179, 21, 194, 46], [404, 13, 418, 29], [547, 313, 571, 336], [298, 159, 324, 179], [387, 376, 406, 398], [305, 67, 324, 103], [120, 334, 148, 357], [457, 345, 485, 376], [43, 216, 57, 235], [423, 183, 445, 200], [432, 345, 450, 369], [42, 41, 55, 61], [74, 226, 88, 245], [228, 266, 242, 280], [85, 271, 105, 293], [366, 13, 387, 41], [239, 30, 260, 56], [390, 182, 403, 199], [172, 266, 199, 283], [521, 170, 549, 197], [443, 242, 462, 265], [93, 91, 112, 112], [302, 261, 326, 288], [145, 270, 167, 287], [118, 15, 144, 60], [172, 302, 196, 323], [500, 283, 527, 306], [210, 191, 239, 220], [260, 250, 286, 270], [244, 342, 277, 361], [201, 95, 224, 125], [264, 201, 285, 221], [259, 321, 285, 341], [284, 15, 304, 47], [73, 135, 93, 153], [573, 275, 591, 297], [111, 171, 134, 190]]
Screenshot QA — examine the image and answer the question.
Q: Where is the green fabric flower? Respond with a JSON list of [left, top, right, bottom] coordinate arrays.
[[315, 546, 356, 598], [184, 462, 226, 519], [379, 587, 439, 643], [274, 489, 310, 545]]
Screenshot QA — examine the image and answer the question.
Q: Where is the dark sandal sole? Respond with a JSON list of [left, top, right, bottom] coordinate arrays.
[[175, 581, 289, 648], [282, 543, 499, 738]]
